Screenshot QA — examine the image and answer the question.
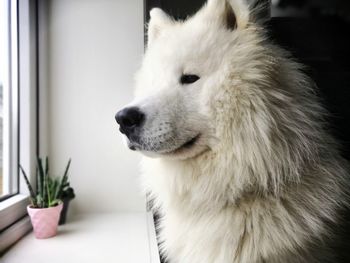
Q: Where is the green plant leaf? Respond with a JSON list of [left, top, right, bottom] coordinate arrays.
[[37, 157, 45, 206], [19, 165, 37, 207], [36, 194, 43, 208], [57, 159, 71, 199], [54, 177, 61, 200], [45, 171, 51, 207], [45, 156, 49, 177], [49, 199, 61, 207]]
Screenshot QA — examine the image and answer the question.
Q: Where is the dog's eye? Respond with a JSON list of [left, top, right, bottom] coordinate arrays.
[[180, 74, 200, 85]]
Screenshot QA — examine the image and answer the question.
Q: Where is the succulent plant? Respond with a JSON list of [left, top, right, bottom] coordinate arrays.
[[19, 157, 73, 208]]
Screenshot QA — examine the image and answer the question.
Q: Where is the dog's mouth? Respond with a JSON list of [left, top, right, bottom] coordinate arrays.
[[164, 134, 201, 155], [178, 134, 200, 149], [128, 134, 201, 156]]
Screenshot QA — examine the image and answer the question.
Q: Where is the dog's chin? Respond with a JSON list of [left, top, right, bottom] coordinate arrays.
[[130, 134, 209, 160]]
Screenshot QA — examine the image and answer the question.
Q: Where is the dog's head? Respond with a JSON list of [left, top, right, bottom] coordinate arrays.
[[116, 0, 258, 159]]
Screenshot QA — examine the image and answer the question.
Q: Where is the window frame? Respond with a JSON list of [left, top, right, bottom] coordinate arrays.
[[0, 0, 19, 202], [0, 0, 38, 253]]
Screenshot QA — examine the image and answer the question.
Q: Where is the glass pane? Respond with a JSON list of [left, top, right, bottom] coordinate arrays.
[[0, 0, 18, 199]]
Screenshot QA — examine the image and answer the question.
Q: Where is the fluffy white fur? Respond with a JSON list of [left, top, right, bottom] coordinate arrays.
[[120, 0, 350, 262]]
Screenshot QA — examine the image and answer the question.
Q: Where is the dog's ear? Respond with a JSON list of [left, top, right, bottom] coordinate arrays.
[[207, 0, 250, 30], [147, 8, 172, 46]]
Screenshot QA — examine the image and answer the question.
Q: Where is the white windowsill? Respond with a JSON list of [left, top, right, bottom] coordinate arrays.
[[2, 212, 161, 263], [0, 194, 29, 212], [0, 194, 30, 230]]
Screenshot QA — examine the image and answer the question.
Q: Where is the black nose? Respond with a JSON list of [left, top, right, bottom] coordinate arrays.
[[115, 107, 145, 136]]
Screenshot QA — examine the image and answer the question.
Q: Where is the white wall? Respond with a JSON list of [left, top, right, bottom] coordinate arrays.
[[47, 0, 146, 213]]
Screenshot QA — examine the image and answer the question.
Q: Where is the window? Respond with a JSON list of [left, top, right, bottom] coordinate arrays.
[[0, 0, 19, 201], [0, 0, 38, 252]]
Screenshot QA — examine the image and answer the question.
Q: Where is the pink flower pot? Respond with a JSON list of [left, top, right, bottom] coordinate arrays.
[[27, 203, 63, 239]]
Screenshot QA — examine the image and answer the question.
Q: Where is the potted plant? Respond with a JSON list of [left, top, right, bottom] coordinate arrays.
[[19, 157, 72, 239]]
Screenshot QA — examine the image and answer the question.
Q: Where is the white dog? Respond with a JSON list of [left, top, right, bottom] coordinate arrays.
[[116, 0, 350, 262]]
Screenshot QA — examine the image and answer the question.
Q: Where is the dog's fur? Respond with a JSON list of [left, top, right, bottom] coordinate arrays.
[[118, 0, 350, 262]]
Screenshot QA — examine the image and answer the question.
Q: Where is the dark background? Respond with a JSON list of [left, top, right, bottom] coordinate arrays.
[[144, 1, 350, 262]]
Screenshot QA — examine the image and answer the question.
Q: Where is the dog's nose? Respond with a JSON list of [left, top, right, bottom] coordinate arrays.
[[115, 107, 145, 136]]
